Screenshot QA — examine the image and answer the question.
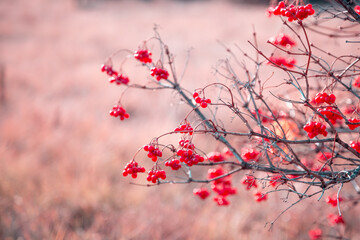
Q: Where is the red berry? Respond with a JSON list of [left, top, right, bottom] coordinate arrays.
[[193, 188, 210, 200], [308, 229, 322, 240], [150, 67, 169, 81], [109, 105, 130, 120], [134, 49, 152, 63]]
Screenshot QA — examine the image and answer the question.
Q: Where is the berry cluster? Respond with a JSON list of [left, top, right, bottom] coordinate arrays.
[[326, 195, 343, 207], [150, 67, 169, 81], [271, 1, 315, 21], [328, 214, 345, 226], [241, 175, 258, 190], [241, 148, 261, 162], [174, 122, 194, 135], [109, 105, 130, 120], [350, 140, 360, 153], [268, 56, 296, 68], [122, 160, 146, 178], [101, 64, 130, 85], [254, 191, 268, 202], [193, 188, 210, 200], [347, 118, 360, 130], [353, 76, 360, 88], [147, 169, 166, 183], [206, 151, 225, 162], [178, 139, 195, 150], [165, 159, 182, 170], [269, 175, 285, 187], [303, 121, 328, 138], [144, 144, 163, 162], [312, 92, 336, 105], [193, 92, 211, 108], [109, 74, 130, 85], [269, 33, 296, 48], [308, 229, 322, 240], [318, 107, 343, 124], [177, 148, 204, 167], [134, 49, 152, 63], [208, 167, 236, 206], [101, 64, 118, 76]]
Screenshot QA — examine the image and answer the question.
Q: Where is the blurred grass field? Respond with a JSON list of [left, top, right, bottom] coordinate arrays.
[[1, 0, 360, 239]]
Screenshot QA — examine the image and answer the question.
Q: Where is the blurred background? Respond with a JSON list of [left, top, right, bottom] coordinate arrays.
[[1, 0, 359, 239]]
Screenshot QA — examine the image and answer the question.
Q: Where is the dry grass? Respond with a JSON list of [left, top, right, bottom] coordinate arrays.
[[1, 0, 360, 239]]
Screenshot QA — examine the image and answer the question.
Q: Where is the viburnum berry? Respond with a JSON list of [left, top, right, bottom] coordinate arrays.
[[269, 33, 296, 48], [109, 74, 130, 85], [313, 92, 336, 105], [353, 76, 360, 88], [178, 139, 195, 150], [122, 160, 146, 178], [165, 159, 182, 170], [308, 228, 322, 240], [206, 151, 225, 162], [208, 167, 227, 184], [242, 175, 258, 190], [213, 196, 230, 206], [326, 194, 343, 207], [150, 67, 169, 81], [109, 105, 130, 120], [328, 213, 345, 225], [193, 92, 211, 108], [271, 1, 315, 22], [177, 148, 204, 166], [318, 107, 343, 124], [144, 144, 163, 162], [174, 122, 194, 135], [350, 140, 360, 153], [303, 121, 328, 138], [254, 191, 268, 202], [146, 169, 166, 183], [193, 188, 210, 200], [101, 64, 118, 76], [134, 49, 152, 63], [241, 148, 261, 162], [355, 5, 360, 15], [269, 175, 285, 187], [347, 118, 360, 130], [268, 56, 296, 68]]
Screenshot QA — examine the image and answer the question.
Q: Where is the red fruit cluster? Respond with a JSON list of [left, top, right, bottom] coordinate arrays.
[[150, 67, 169, 81], [318, 107, 343, 124], [101, 64, 130, 85], [242, 175, 258, 190], [241, 148, 261, 162], [355, 5, 360, 15], [109, 74, 130, 85], [208, 167, 236, 206], [174, 122, 194, 135], [101, 64, 118, 76], [353, 76, 360, 88], [109, 105, 130, 120], [326, 195, 343, 207], [177, 149, 204, 167], [134, 49, 152, 63], [269, 33, 296, 48], [268, 56, 296, 68], [271, 1, 315, 21], [206, 151, 225, 162], [269, 175, 284, 187], [328, 213, 345, 225], [303, 121, 328, 138], [308, 228, 322, 240], [254, 191, 268, 202], [179, 139, 195, 150], [313, 92, 336, 105], [165, 159, 182, 170], [347, 118, 360, 130], [193, 188, 210, 200], [147, 169, 166, 183], [350, 140, 360, 153], [144, 145, 163, 162], [193, 92, 211, 108], [122, 160, 146, 178]]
